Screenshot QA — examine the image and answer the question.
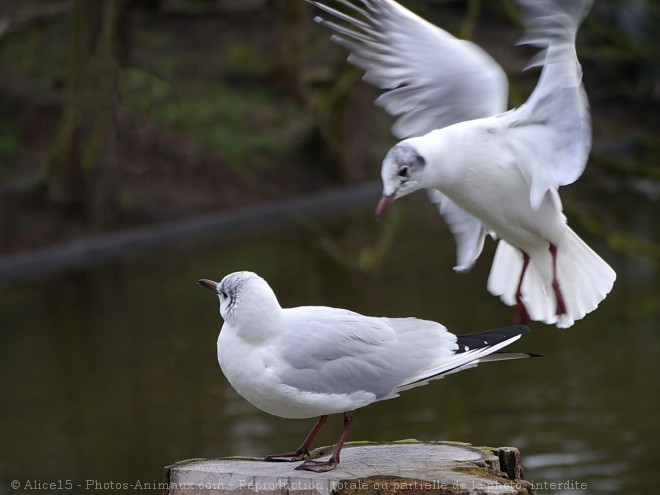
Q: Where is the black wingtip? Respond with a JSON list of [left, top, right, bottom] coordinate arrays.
[[455, 325, 531, 353]]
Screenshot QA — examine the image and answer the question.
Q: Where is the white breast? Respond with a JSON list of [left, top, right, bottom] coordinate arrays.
[[428, 122, 568, 251]]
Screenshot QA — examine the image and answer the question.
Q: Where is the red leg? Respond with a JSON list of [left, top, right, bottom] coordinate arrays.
[[549, 243, 567, 316], [295, 412, 354, 472], [515, 251, 531, 325], [264, 415, 328, 462]]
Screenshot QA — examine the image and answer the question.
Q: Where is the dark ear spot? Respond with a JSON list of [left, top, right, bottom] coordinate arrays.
[[391, 143, 425, 175]]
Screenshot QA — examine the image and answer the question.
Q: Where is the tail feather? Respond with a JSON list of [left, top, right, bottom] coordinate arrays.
[[394, 326, 530, 394], [479, 352, 542, 363], [455, 325, 529, 350], [487, 240, 519, 306], [488, 240, 557, 322], [456, 326, 539, 363], [487, 229, 616, 328], [521, 251, 556, 324]]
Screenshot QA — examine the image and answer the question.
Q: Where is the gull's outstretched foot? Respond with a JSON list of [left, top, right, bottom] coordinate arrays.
[[552, 279, 567, 316], [549, 244, 567, 316], [295, 459, 338, 472], [515, 250, 531, 325], [515, 300, 531, 326]]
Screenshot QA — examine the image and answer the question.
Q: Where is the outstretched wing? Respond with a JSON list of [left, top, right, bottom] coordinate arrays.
[[309, 0, 504, 268], [505, 0, 593, 209], [308, 0, 509, 139]]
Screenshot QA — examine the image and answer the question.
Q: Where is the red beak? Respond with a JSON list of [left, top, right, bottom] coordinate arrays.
[[375, 193, 395, 221]]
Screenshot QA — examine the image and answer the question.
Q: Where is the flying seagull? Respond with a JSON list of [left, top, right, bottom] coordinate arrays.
[[199, 271, 535, 472], [308, 0, 615, 328]]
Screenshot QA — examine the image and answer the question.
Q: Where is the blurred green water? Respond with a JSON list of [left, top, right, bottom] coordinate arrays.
[[0, 192, 658, 494]]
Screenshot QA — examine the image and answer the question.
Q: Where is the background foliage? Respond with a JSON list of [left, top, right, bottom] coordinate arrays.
[[0, 0, 657, 255]]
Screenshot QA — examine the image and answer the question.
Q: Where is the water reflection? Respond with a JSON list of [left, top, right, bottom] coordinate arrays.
[[0, 191, 658, 493]]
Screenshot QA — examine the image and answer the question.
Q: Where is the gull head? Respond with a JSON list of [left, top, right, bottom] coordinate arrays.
[[198, 271, 281, 326], [377, 142, 427, 219]]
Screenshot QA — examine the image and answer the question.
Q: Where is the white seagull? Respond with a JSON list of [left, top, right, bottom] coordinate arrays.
[[309, 0, 616, 328], [199, 271, 536, 472]]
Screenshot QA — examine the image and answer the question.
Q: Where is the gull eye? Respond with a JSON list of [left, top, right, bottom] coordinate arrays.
[[220, 290, 228, 299], [398, 166, 409, 178]]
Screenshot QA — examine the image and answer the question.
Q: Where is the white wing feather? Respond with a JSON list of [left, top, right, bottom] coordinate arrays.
[[506, 0, 593, 208], [427, 189, 489, 272], [309, 0, 509, 138]]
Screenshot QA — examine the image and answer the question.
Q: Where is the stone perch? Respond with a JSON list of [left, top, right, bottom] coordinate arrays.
[[163, 440, 535, 494]]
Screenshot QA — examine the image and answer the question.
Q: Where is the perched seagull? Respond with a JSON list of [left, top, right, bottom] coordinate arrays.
[[308, 0, 616, 328], [199, 271, 535, 472]]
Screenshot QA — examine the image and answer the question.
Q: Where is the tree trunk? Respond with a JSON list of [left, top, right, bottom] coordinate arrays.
[[164, 441, 536, 495], [40, 0, 128, 226]]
